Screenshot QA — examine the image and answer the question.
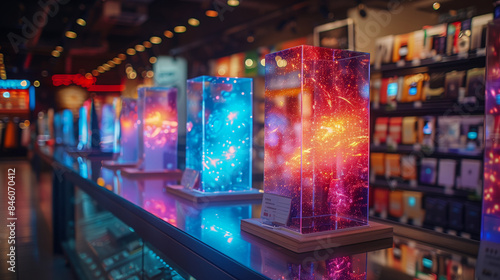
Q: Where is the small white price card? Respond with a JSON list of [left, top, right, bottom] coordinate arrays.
[[181, 168, 200, 190], [261, 193, 292, 226]]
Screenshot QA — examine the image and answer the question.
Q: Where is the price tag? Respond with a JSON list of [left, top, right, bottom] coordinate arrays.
[[261, 193, 292, 226], [457, 52, 469, 59], [461, 232, 471, 239], [433, 55, 443, 62], [476, 241, 500, 280], [181, 168, 200, 190], [435, 226, 444, 233], [396, 60, 405, 67], [448, 230, 457, 236], [411, 59, 421, 66], [476, 48, 486, 57], [413, 101, 422, 108]]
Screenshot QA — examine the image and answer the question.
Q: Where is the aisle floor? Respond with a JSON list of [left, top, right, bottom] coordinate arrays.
[[0, 160, 76, 280]]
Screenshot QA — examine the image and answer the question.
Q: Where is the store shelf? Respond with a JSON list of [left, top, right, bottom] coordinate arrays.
[[370, 216, 479, 257], [370, 179, 481, 201], [372, 52, 485, 74], [371, 100, 485, 117], [370, 145, 484, 160]]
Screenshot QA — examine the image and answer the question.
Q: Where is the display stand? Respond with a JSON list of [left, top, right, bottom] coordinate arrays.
[[101, 160, 137, 169], [121, 168, 183, 180], [240, 218, 392, 253], [165, 185, 263, 203]]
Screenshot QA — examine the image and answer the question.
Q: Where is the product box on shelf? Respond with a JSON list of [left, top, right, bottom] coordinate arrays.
[[464, 203, 481, 236], [402, 116, 418, 144], [385, 154, 401, 178], [401, 155, 417, 181], [448, 201, 464, 232], [458, 159, 481, 193], [466, 68, 485, 98], [420, 158, 437, 185], [389, 191, 404, 218], [471, 13, 493, 52], [437, 116, 461, 150], [403, 191, 424, 225], [458, 19, 472, 55], [418, 116, 436, 148], [371, 153, 385, 176], [444, 71, 465, 100], [407, 30, 425, 61], [437, 159, 457, 189], [388, 117, 403, 145], [401, 74, 426, 102], [424, 197, 448, 228], [374, 117, 389, 145], [374, 188, 390, 218], [374, 35, 394, 68], [380, 77, 399, 105], [447, 21, 462, 55], [392, 33, 410, 62], [424, 72, 445, 100], [422, 24, 447, 58]]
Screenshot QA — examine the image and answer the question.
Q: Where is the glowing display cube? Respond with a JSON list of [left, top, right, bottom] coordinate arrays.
[[138, 87, 178, 171], [100, 104, 115, 152], [264, 46, 370, 233], [117, 98, 139, 163], [186, 76, 253, 192]]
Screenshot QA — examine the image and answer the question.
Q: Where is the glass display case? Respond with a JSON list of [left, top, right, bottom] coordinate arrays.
[[117, 98, 139, 164], [186, 76, 253, 192], [137, 87, 178, 171], [264, 46, 370, 233]]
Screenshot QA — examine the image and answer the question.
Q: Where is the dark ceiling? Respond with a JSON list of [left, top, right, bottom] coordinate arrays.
[[0, 0, 493, 82]]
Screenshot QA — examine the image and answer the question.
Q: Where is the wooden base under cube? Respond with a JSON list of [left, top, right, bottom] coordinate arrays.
[[165, 184, 263, 204]]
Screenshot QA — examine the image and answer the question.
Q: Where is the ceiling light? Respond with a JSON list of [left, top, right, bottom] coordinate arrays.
[[143, 41, 152, 48], [65, 31, 77, 39], [188, 18, 200, 27], [113, 57, 122, 64], [146, 70, 154, 78], [150, 36, 162, 44], [102, 64, 111, 71], [135, 44, 145, 52], [164, 30, 174, 38], [247, 35, 254, 43], [91, 70, 99, 76], [126, 48, 136, 55], [33, 80, 40, 87], [149, 57, 157, 64], [76, 18, 86, 26], [85, 73, 92, 79], [227, 0, 239, 7], [97, 66, 105, 73], [205, 10, 218, 17], [174, 26, 186, 33], [55, 46, 63, 52], [432, 2, 440, 10], [107, 60, 115, 67], [118, 53, 126, 60], [51, 50, 60, 57]]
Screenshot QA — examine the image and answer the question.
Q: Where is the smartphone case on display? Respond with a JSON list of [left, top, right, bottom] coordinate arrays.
[[464, 203, 481, 235], [460, 116, 484, 150], [393, 33, 410, 62], [448, 201, 464, 231], [438, 116, 461, 150], [385, 154, 401, 177], [388, 117, 403, 144], [402, 116, 418, 144], [401, 155, 417, 180], [374, 117, 389, 144], [444, 71, 465, 100], [403, 191, 423, 223], [417, 251, 438, 277], [459, 159, 481, 192], [374, 188, 389, 216], [466, 68, 485, 97], [389, 191, 404, 218], [420, 158, 437, 185], [422, 24, 447, 58], [424, 72, 445, 99], [471, 13, 493, 51], [407, 30, 425, 61], [380, 77, 399, 104], [447, 21, 462, 55], [371, 153, 385, 176], [437, 159, 456, 188], [402, 74, 426, 102], [456, 19, 472, 55], [427, 197, 448, 227], [374, 35, 394, 68], [401, 244, 418, 276], [418, 116, 435, 147]]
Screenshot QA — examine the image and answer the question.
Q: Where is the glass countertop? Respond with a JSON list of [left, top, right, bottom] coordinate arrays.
[[40, 146, 477, 280]]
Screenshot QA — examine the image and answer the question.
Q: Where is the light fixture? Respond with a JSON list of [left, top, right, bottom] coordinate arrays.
[[107, 60, 115, 67], [55, 46, 63, 52], [227, 0, 239, 6], [102, 64, 111, 71], [113, 57, 122, 64], [118, 53, 126, 60], [85, 73, 92, 79], [127, 48, 136, 55], [205, 10, 218, 17], [146, 70, 154, 78], [51, 50, 61, 57], [188, 18, 200, 26], [150, 36, 162, 44], [135, 44, 145, 52], [149, 57, 157, 64], [245, 58, 254, 67], [65, 31, 77, 39], [143, 41, 152, 48], [128, 71, 137, 79], [97, 66, 105, 73], [76, 18, 86, 26], [432, 2, 440, 10], [33, 80, 40, 87], [260, 58, 265, 66], [164, 30, 174, 38], [247, 35, 254, 43], [174, 26, 187, 33], [92, 70, 99, 76]]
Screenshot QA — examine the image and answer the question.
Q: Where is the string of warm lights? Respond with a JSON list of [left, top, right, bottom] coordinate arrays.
[[0, 53, 6, 80], [86, 1, 241, 78]]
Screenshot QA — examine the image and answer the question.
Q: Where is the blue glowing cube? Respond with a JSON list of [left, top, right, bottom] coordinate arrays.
[[186, 76, 253, 192]]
